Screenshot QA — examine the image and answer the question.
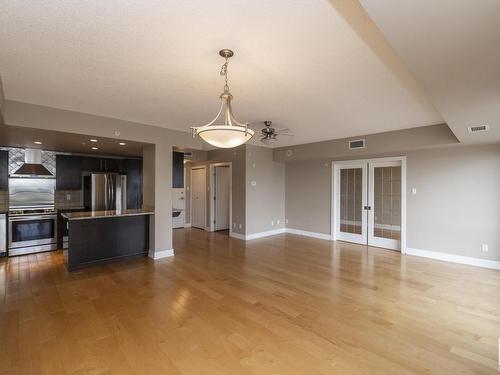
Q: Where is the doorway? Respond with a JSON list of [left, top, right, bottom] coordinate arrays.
[[332, 157, 406, 251], [209, 163, 232, 233], [191, 166, 206, 230]]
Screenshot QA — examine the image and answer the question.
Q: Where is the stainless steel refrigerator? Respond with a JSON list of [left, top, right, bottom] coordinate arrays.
[[83, 173, 127, 211]]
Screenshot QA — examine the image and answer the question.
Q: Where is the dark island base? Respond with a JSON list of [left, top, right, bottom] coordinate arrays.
[[64, 215, 150, 271]]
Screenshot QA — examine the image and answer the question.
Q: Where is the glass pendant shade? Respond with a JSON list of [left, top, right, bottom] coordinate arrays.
[[197, 125, 253, 148], [191, 49, 254, 148], [193, 92, 254, 148]]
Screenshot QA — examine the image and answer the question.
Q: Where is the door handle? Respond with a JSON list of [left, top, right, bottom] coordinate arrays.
[[364, 206, 371, 210]]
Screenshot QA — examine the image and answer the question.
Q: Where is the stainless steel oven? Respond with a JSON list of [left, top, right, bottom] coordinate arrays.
[[8, 213, 57, 256], [8, 176, 57, 256]]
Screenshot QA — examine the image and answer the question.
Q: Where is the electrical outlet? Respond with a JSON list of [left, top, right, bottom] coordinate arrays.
[[239, 223, 242, 229], [412, 188, 417, 195], [66, 194, 71, 201], [277, 220, 280, 225], [286, 219, 289, 224], [481, 244, 489, 252], [233, 223, 236, 228], [271, 220, 274, 226]]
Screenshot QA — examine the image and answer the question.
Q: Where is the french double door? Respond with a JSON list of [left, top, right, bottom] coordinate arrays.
[[333, 158, 404, 251]]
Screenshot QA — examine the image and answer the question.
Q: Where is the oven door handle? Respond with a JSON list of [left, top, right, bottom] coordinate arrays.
[[9, 215, 57, 222]]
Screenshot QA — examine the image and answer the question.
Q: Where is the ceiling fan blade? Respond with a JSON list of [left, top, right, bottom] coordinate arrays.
[[275, 128, 292, 133], [277, 133, 294, 136]]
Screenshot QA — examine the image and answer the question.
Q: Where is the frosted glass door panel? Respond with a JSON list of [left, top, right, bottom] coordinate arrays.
[[368, 162, 402, 250], [335, 162, 367, 245], [340, 168, 363, 235]]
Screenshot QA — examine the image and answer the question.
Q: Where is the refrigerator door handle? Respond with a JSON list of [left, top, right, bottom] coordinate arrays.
[[109, 175, 113, 210], [111, 179, 115, 209], [104, 174, 109, 210]]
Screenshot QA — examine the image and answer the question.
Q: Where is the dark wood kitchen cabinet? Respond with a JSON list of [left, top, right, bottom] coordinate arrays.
[[56, 155, 82, 190], [0, 150, 8, 189], [122, 159, 143, 209], [172, 151, 184, 188], [81, 157, 122, 173]]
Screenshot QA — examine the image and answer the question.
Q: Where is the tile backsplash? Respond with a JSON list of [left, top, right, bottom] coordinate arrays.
[[0, 190, 8, 212], [55, 190, 83, 209]]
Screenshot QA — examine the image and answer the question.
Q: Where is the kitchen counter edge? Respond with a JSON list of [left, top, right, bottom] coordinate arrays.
[[61, 207, 155, 220]]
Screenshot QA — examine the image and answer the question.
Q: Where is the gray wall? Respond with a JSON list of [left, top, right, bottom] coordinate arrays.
[[0, 76, 4, 124], [284, 144, 500, 261], [274, 124, 458, 162], [406, 144, 500, 261], [285, 160, 331, 234], [245, 145, 285, 235]]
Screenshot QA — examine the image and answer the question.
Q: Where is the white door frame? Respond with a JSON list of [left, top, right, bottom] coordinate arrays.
[[331, 156, 406, 252], [190, 165, 207, 230], [209, 162, 232, 234]]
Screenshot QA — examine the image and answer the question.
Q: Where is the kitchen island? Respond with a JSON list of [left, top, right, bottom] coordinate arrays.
[[62, 207, 154, 271]]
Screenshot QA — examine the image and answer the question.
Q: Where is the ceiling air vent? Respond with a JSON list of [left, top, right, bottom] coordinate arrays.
[[349, 139, 365, 150], [467, 125, 489, 133]]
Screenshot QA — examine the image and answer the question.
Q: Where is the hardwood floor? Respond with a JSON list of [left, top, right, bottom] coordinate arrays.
[[1, 228, 499, 374]]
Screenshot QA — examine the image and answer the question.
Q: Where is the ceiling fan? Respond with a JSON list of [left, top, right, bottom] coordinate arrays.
[[259, 121, 293, 145]]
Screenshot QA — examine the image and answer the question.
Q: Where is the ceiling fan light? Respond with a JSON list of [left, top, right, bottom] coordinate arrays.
[[261, 137, 276, 145]]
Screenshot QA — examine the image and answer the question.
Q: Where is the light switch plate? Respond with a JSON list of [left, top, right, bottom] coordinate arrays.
[[412, 188, 417, 195]]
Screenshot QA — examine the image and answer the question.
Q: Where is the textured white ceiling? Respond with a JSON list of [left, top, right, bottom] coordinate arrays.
[[360, 0, 500, 144], [0, 0, 443, 147]]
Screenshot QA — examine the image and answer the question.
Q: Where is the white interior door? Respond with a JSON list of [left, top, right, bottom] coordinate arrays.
[[334, 162, 368, 245], [214, 166, 230, 231], [191, 168, 206, 229], [368, 161, 402, 250]]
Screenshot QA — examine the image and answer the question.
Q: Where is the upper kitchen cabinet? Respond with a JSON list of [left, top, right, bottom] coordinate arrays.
[[172, 152, 184, 188], [0, 151, 8, 189], [56, 155, 83, 190], [81, 157, 122, 173], [122, 159, 143, 209]]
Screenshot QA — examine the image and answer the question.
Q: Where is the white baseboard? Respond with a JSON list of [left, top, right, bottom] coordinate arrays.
[[149, 249, 174, 260], [246, 228, 286, 240], [285, 228, 332, 240], [229, 232, 246, 240], [404, 247, 500, 270], [184, 223, 191, 228], [229, 227, 331, 241]]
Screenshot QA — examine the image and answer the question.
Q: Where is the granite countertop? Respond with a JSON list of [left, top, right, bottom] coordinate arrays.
[[57, 206, 86, 210], [62, 207, 155, 220]]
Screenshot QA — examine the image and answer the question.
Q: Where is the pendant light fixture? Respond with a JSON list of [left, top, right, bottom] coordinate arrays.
[[191, 49, 254, 148]]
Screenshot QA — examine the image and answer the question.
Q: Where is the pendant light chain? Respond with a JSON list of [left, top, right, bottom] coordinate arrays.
[[220, 56, 230, 92]]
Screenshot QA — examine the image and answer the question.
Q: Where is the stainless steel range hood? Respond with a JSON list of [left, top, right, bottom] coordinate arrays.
[[12, 149, 53, 177]]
